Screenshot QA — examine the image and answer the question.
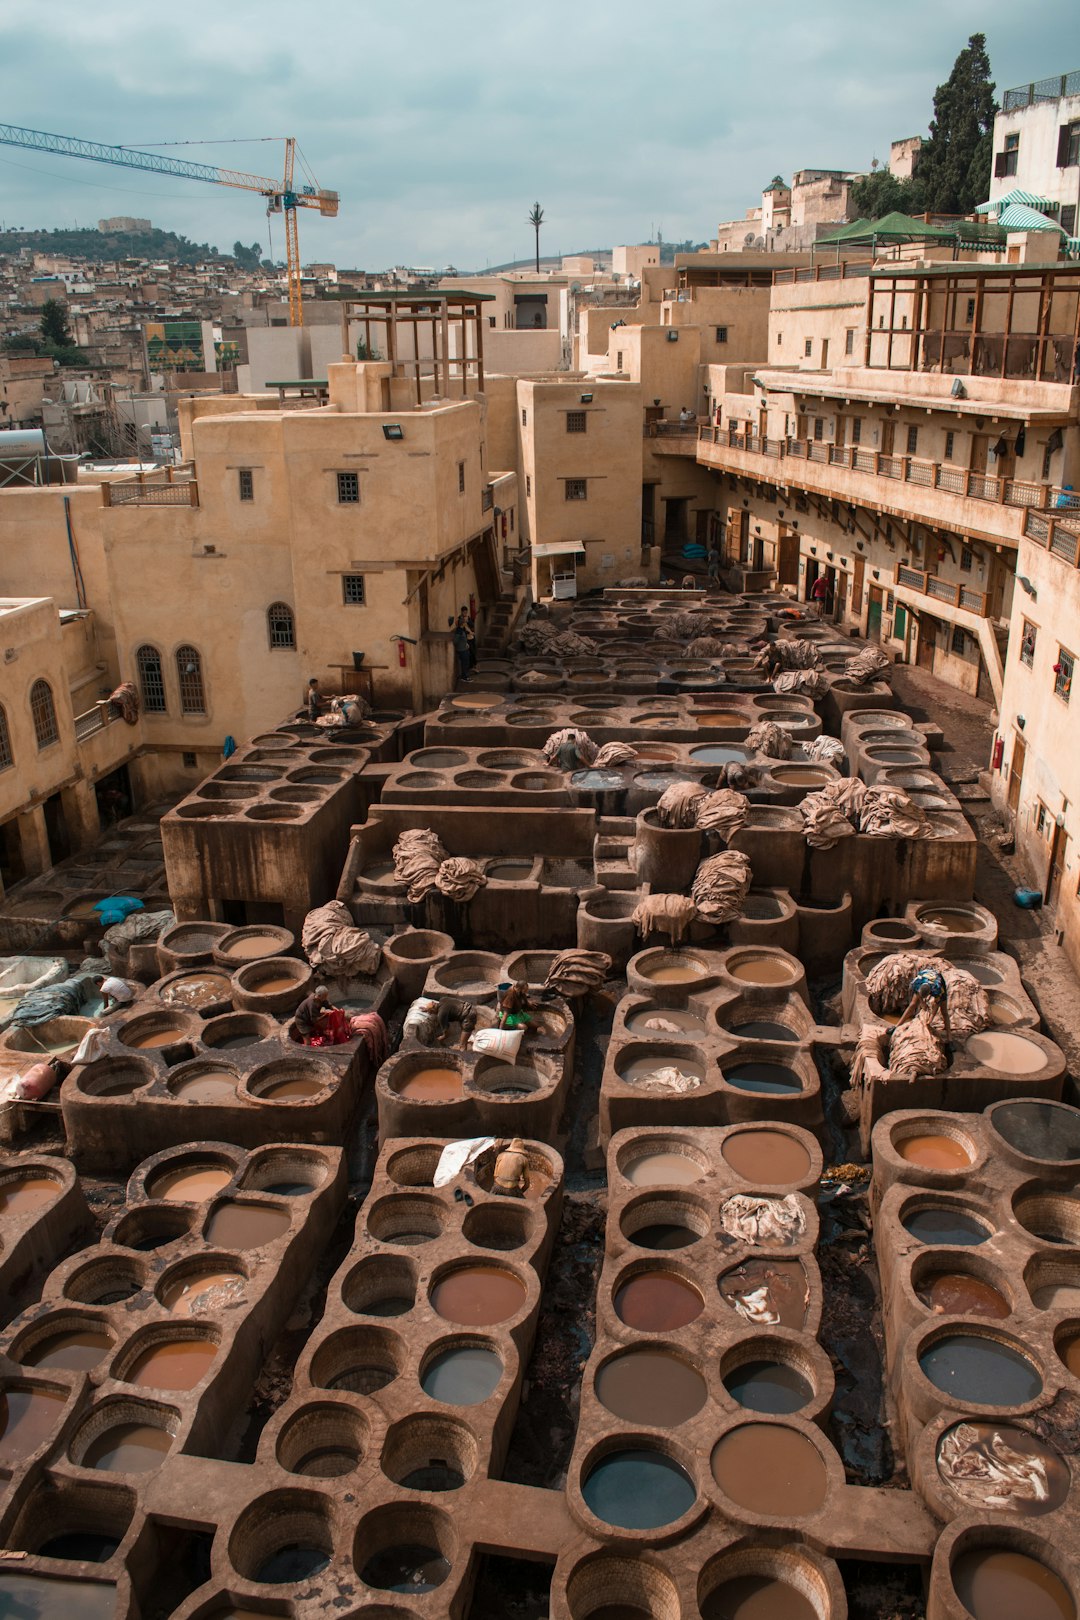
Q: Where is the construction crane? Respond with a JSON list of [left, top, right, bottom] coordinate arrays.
[[0, 123, 338, 326]]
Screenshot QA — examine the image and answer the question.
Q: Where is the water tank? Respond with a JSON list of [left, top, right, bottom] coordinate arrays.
[[0, 428, 46, 455]]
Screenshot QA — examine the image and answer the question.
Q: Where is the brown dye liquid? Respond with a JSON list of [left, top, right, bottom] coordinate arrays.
[[164, 973, 230, 1008], [129, 1028, 184, 1049], [262, 1077, 324, 1100], [729, 957, 796, 985], [0, 1387, 66, 1464], [128, 1338, 216, 1391], [595, 1350, 706, 1426], [151, 1165, 232, 1203], [720, 1259, 809, 1329], [623, 1151, 704, 1187], [248, 974, 300, 994], [171, 1071, 236, 1104], [614, 1272, 704, 1331], [701, 1576, 817, 1620], [1059, 1333, 1080, 1378], [641, 960, 705, 983], [224, 933, 283, 958], [162, 1270, 243, 1316], [966, 1030, 1046, 1075], [952, 1549, 1075, 1620], [24, 1330, 112, 1372], [82, 1423, 171, 1472], [206, 1202, 291, 1250], [710, 1423, 828, 1516], [430, 1266, 527, 1326], [695, 710, 744, 725], [722, 1131, 812, 1186], [898, 1134, 972, 1171], [920, 908, 983, 933], [452, 692, 502, 708], [399, 1067, 463, 1101], [626, 1006, 706, 1035], [919, 1273, 1011, 1318], [0, 1176, 60, 1217], [772, 767, 829, 786]]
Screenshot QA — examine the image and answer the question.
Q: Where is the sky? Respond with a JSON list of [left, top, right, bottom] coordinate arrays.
[[0, 0, 1076, 271]]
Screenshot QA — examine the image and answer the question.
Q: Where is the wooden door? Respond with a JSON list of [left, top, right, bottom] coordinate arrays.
[[880, 419, 895, 457], [1007, 735, 1026, 815], [867, 586, 884, 641], [777, 526, 800, 587], [970, 435, 989, 474], [1047, 817, 1067, 904], [916, 615, 937, 670], [851, 556, 865, 618], [820, 339, 829, 370]]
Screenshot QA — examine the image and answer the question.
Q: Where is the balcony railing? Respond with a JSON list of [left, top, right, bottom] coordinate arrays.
[[74, 704, 116, 741], [698, 426, 1065, 516], [1024, 505, 1080, 569], [893, 565, 989, 617], [102, 466, 199, 508], [1002, 70, 1080, 110], [771, 261, 875, 286]]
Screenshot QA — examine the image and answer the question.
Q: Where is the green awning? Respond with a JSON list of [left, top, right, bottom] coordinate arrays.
[[975, 189, 1057, 213]]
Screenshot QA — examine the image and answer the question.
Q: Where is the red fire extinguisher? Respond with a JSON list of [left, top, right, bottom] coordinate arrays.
[[991, 736, 1004, 771], [398, 640, 407, 668]]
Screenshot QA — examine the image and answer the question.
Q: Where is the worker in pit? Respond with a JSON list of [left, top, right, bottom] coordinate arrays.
[[893, 966, 952, 1045], [493, 1138, 530, 1198]]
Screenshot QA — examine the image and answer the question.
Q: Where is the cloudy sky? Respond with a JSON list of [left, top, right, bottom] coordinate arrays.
[[0, 1, 1075, 270]]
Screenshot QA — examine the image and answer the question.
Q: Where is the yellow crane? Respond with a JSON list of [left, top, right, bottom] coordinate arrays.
[[0, 124, 339, 326]]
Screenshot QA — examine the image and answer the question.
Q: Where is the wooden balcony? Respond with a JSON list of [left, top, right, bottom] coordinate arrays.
[[696, 426, 1062, 548], [893, 564, 989, 616], [101, 466, 199, 507], [1023, 506, 1080, 569]]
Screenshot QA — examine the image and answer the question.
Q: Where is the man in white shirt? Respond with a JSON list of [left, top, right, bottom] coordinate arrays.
[[97, 975, 136, 1012]]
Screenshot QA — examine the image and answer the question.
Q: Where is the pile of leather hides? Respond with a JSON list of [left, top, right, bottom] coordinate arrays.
[[691, 851, 752, 923], [745, 720, 792, 759], [773, 669, 829, 698], [843, 646, 891, 686], [302, 901, 382, 977], [720, 1193, 806, 1244], [695, 789, 749, 841], [391, 830, 486, 903], [544, 950, 611, 997]]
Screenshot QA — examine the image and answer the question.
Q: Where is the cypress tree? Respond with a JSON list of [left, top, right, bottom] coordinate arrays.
[[914, 34, 997, 214]]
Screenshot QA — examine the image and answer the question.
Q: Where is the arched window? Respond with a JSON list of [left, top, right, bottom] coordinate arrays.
[[30, 680, 59, 750], [175, 646, 206, 715], [0, 705, 13, 772], [136, 645, 167, 713], [267, 602, 296, 650]]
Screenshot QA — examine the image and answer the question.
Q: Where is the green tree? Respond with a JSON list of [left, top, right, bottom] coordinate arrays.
[[848, 168, 923, 220], [528, 202, 544, 273], [232, 240, 262, 269], [39, 298, 73, 347], [914, 33, 997, 213]]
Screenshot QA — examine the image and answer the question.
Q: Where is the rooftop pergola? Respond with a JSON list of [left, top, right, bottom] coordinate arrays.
[[339, 292, 493, 403], [866, 264, 1080, 383]]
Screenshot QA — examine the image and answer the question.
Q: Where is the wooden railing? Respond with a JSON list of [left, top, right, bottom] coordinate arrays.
[[893, 565, 989, 616], [772, 261, 875, 286], [74, 703, 116, 741], [1024, 506, 1080, 569], [698, 426, 1064, 515], [102, 465, 199, 508]]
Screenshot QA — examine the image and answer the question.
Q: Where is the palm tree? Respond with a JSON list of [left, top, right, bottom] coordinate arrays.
[[528, 202, 544, 273]]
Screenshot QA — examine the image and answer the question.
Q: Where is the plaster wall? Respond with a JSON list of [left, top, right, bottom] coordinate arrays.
[[990, 94, 1080, 219]]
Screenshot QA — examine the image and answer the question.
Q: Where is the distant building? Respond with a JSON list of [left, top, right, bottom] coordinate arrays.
[[98, 217, 153, 234], [989, 69, 1080, 238], [889, 138, 922, 180]]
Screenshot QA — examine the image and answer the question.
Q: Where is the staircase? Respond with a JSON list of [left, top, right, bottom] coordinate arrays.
[[479, 572, 529, 657]]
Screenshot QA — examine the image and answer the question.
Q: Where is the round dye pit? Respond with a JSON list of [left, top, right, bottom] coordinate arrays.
[[626, 1220, 699, 1250], [358, 1544, 450, 1594], [727, 955, 798, 986], [169, 1069, 237, 1105], [396, 1066, 463, 1102], [126, 1337, 216, 1391], [700, 1575, 817, 1620], [21, 1328, 113, 1373], [571, 770, 625, 791], [161, 1269, 244, 1316], [938, 1421, 1070, 1515], [161, 972, 231, 1010], [638, 955, 707, 986], [896, 1134, 973, 1172], [614, 1272, 704, 1331], [710, 1424, 828, 1517], [965, 1031, 1045, 1075], [722, 1131, 812, 1187], [625, 1006, 707, 1036], [723, 1360, 813, 1414], [903, 1207, 992, 1247], [951, 1549, 1075, 1620], [772, 767, 830, 787], [991, 1102, 1080, 1163], [0, 1176, 60, 1218], [918, 1335, 1042, 1405], [430, 1266, 526, 1327], [259, 1077, 325, 1101], [617, 1054, 705, 1089], [256, 1546, 331, 1585], [485, 861, 537, 881], [82, 1423, 171, 1472], [917, 1273, 1010, 1319], [205, 1202, 290, 1250], [689, 745, 750, 765], [918, 906, 985, 933], [37, 1533, 120, 1563], [622, 1151, 705, 1188], [123, 1025, 187, 1050], [421, 1346, 502, 1405], [0, 1388, 66, 1466], [1057, 1333, 1080, 1379], [221, 933, 288, 961], [595, 1350, 706, 1426], [150, 1165, 233, 1204], [582, 1449, 696, 1530], [730, 1020, 799, 1042], [723, 1062, 803, 1097], [720, 1260, 809, 1330]]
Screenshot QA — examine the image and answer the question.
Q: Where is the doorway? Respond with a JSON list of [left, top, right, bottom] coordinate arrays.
[[867, 585, 884, 641], [970, 435, 989, 475], [0, 819, 26, 892], [851, 556, 865, 618], [916, 615, 937, 670], [663, 497, 689, 549], [1047, 817, 1067, 905], [95, 764, 133, 827], [42, 793, 72, 866], [777, 526, 800, 588], [1007, 734, 1026, 816]]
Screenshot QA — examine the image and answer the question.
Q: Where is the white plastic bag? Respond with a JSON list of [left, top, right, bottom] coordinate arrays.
[[467, 1026, 524, 1060]]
